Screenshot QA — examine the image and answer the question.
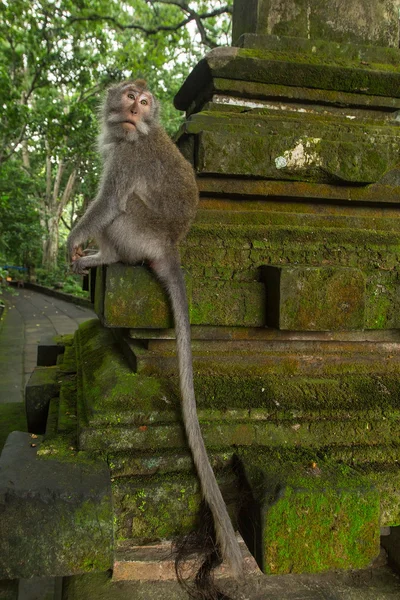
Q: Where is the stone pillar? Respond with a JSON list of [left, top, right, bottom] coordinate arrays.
[[232, 0, 400, 47], [170, 0, 400, 576]]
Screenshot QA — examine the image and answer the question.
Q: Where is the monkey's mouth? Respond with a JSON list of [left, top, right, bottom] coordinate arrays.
[[122, 120, 136, 128]]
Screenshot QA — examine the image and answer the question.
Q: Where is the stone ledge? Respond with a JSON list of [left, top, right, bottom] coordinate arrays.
[[113, 535, 260, 581], [0, 432, 113, 580]]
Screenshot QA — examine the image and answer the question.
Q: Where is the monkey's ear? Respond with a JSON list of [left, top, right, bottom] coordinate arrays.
[[134, 79, 148, 90]]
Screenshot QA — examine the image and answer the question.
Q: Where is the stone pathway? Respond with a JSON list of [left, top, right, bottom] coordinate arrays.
[[0, 288, 95, 404]]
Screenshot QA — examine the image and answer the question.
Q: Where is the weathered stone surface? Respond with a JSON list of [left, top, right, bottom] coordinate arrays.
[[185, 111, 400, 184], [104, 264, 174, 328], [112, 469, 238, 545], [99, 264, 266, 328], [25, 366, 60, 434], [197, 177, 400, 204], [0, 432, 113, 579], [264, 265, 365, 330], [113, 536, 258, 581], [184, 77, 400, 117], [232, 1, 400, 47], [237, 448, 380, 575], [17, 578, 62, 600], [57, 563, 400, 600], [174, 47, 400, 112]]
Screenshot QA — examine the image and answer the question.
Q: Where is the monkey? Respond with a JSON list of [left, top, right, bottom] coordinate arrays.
[[67, 80, 243, 584]]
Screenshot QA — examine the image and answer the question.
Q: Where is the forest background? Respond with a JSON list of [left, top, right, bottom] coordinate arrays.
[[0, 0, 232, 298]]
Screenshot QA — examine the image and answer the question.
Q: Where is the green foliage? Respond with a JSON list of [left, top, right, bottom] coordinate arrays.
[[35, 267, 89, 298], [0, 161, 43, 267], [0, 0, 232, 270]]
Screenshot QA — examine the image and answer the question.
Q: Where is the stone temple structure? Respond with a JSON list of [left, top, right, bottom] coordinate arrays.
[[2, 0, 400, 595]]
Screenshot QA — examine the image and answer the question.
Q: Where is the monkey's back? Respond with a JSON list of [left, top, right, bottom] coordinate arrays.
[[127, 126, 198, 241]]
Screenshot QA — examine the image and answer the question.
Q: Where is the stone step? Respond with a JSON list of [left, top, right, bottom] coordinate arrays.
[[96, 259, 400, 330], [78, 416, 400, 453], [111, 469, 237, 545], [0, 432, 113, 580], [113, 535, 260, 582], [107, 449, 231, 478]]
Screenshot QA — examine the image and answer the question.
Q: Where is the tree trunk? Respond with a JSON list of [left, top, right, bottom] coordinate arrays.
[[41, 160, 77, 270]]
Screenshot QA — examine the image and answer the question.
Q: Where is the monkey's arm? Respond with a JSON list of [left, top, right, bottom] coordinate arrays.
[[67, 175, 124, 258]]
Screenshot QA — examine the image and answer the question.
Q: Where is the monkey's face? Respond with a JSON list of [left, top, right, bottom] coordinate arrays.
[[119, 85, 153, 131], [105, 83, 156, 141]]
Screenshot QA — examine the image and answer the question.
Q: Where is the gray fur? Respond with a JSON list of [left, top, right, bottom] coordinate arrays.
[[67, 81, 243, 577]]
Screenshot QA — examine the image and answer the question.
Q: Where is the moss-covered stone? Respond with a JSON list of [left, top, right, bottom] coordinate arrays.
[[94, 266, 105, 318], [365, 270, 400, 329], [197, 177, 400, 205], [185, 111, 400, 183], [174, 47, 400, 112], [237, 447, 380, 575], [112, 470, 236, 544], [0, 432, 113, 579], [264, 265, 365, 330], [104, 264, 175, 328], [57, 375, 78, 434], [100, 264, 266, 328], [58, 344, 77, 374]]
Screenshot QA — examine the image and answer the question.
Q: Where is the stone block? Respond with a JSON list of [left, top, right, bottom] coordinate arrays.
[[25, 366, 60, 434], [112, 470, 237, 545], [264, 265, 365, 330], [113, 536, 259, 581], [237, 448, 380, 574], [232, 0, 400, 47], [0, 432, 113, 579], [93, 266, 105, 317], [97, 264, 266, 328], [365, 270, 400, 329], [188, 112, 400, 184], [175, 47, 400, 112]]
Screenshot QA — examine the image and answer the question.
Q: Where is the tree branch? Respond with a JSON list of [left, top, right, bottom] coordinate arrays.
[[68, 3, 232, 48]]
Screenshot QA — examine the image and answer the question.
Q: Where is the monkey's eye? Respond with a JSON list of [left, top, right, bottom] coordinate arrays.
[[127, 93, 135, 100], [140, 99, 148, 105]]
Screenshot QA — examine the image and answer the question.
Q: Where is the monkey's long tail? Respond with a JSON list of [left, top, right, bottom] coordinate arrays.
[[153, 250, 243, 579]]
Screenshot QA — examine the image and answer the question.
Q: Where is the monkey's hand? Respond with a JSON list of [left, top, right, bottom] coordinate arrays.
[[67, 229, 87, 263], [71, 246, 84, 262]]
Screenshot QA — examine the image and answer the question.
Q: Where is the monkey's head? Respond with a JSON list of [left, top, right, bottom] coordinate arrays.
[[103, 79, 160, 142]]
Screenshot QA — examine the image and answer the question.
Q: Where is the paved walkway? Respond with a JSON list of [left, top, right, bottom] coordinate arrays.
[[0, 288, 95, 404]]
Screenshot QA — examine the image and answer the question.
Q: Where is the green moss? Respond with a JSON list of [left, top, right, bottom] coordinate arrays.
[[365, 270, 400, 329], [75, 320, 177, 429], [59, 345, 77, 374], [53, 334, 74, 347], [215, 48, 400, 98], [265, 266, 365, 330], [58, 375, 78, 433], [237, 448, 380, 574], [112, 469, 236, 543]]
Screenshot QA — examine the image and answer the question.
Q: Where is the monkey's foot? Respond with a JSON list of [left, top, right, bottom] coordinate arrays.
[[71, 258, 90, 275]]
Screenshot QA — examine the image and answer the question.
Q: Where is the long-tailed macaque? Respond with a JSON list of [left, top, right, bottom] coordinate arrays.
[[67, 80, 243, 582]]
